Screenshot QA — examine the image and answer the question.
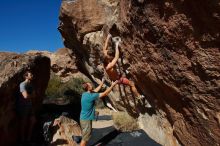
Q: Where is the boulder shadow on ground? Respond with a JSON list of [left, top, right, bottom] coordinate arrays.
[[88, 126, 161, 146]]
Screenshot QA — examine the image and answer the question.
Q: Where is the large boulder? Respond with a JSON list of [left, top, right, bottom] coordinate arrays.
[[0, 52, 50, 146], [58, 0, 220, 146], [27, 48, 79, 82], [50, 115, 82, 146]]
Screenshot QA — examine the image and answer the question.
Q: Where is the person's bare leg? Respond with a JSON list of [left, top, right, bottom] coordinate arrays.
[[80, 140, 87, 146], [129, 81, 141, 97], [27, 115, 36, 141], [129, 81, 152, 107], [129, 81, 146, 105]]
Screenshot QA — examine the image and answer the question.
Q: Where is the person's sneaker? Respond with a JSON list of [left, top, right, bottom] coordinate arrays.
[[143, 98, 152, 108], [136, 95, 151, 108], [137, 95, 145, 100], [145, 101, 152, 108], [136, 95, 144, 105]]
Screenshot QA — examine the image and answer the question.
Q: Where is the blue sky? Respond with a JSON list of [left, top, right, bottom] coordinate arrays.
[[0, 0, 64, 53]]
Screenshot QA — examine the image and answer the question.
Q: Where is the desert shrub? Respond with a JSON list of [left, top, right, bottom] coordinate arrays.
[[45, 73, 86, 103], [112, 111, 139, 132], [45, 73, 62, 98]]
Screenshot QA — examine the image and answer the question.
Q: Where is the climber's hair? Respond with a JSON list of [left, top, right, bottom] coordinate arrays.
[[23, 71, 32, 79], [82, 82, 90, 91]]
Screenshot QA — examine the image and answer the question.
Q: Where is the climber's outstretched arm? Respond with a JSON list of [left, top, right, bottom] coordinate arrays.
[[106, 42, 119, 70], [93, 77, 104, 92], [103, 34, 111, 57], [93, 82, 104, 92], [99, 80, 118, 98]]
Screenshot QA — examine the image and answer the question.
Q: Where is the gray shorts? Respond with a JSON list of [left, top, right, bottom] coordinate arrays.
[[80, 120, 92, 142]]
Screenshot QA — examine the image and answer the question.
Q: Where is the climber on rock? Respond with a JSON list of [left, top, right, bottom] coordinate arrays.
[[102, 33, 145, 100], [79, 79, 118, 146]]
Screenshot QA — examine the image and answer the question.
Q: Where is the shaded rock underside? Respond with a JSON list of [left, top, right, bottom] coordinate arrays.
[[0, 52, 50, 145]]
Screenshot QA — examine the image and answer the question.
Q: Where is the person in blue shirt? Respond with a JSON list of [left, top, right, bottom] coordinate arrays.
[[80, 79, 118, 146], [17, 71, 36, 144]]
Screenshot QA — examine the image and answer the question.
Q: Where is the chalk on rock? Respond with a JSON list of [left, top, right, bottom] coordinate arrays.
[[112, 36, 122, 44]]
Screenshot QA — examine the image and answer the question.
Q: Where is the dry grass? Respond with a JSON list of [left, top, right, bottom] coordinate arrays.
[[112, 111, 139, 132]]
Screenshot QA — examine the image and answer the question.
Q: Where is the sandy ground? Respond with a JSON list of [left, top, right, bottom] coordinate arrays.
[[88, 108, 161, 146], [92, 108, 114, 129]]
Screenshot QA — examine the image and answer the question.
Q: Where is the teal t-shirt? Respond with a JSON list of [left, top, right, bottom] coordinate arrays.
[[80, 92, 99, 120]]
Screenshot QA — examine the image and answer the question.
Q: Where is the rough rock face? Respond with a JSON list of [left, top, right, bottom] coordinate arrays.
[[50, 115, 82, 146], [27, 48, 79, 82], [0, 52, 50, 146], [59, 0, 220, 146]]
